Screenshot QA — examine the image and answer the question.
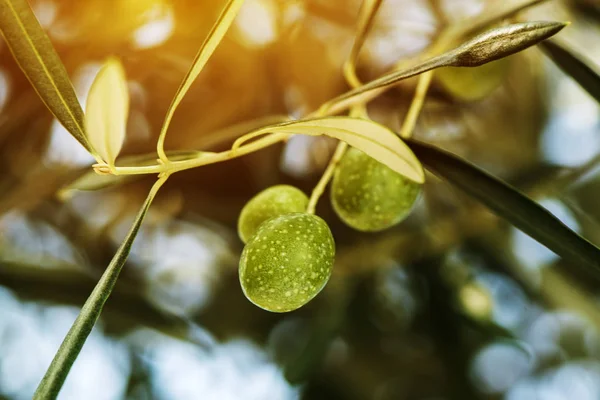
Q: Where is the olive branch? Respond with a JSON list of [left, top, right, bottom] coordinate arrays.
[[0, 0, 595, 398]]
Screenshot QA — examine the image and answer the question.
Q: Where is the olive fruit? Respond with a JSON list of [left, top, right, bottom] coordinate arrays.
[[238, 185, 309, 243], [436, 57, 510, 102], [331, 147, 421, 232], [239, 213, 335, 312]]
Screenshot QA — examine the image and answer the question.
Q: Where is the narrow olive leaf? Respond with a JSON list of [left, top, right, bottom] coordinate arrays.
[[274, 117, 424, 183], [34, 176, 168, 400], [449, 21, 568, 67], [232, 117, 424, 182], [156, 0, 245, 160], [406, 139, 600, 278], [85, 58, 129, 166], [540, 39, 600, 104], [0, 0, 93, 154], [318, 21, 567, 116]]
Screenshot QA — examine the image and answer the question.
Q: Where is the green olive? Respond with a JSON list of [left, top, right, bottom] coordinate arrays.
[[331, 147, 421, 232], [436, 57, 510, 102], [239, 213, 335, 312], [238, 185, 309, 243]]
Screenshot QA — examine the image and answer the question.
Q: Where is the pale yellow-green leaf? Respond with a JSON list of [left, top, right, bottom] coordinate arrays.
[[273, 117, 424, 183], [0, 0, 93, 154], [85, 58, 129, 165], [156, 0, 246, 159]]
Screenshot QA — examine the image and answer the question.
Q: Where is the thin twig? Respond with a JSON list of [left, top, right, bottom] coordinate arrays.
[[399, 71, 434, 139], [307, 142, 348, 214], [305, 0, 383, 212]]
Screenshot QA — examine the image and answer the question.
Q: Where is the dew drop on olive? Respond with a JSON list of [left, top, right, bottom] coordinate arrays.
[[331, 147, 421, 232], [239, 213, 335, 313], [237, 185, 309, 243]]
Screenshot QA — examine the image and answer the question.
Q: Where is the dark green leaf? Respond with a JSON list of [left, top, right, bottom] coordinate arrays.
[[406, 139, 600, 278], [540, 39, 600, 104], [0, 0, 94, 154], [33, 176, 168, 400]]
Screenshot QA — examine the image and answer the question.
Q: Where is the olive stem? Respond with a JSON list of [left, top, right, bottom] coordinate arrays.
[[399, 70, 433, 139], [397, 0, 548, 139], [307, 141, 348, 214], [397, 19, 456, 140], [91, 1, 550, 180], [98, 132, 289, 176], [305, 0, 384, 214]]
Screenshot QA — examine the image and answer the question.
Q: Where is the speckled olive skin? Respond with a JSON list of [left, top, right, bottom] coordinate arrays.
[[239, 213, 335, 313], [331, 147, 421, 232], [237, 185, 309, 243]]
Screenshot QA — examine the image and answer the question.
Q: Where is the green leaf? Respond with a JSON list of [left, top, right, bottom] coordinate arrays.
[[85, 57, 130, 166], [319, 21, 567, 115], [405, 139, 600, 278], [156, 0, 246, 159], [540, 39, 600, 104], [235, 117, 425, 183], [33, 176, 168, 400], [0, 0, 93, 154]]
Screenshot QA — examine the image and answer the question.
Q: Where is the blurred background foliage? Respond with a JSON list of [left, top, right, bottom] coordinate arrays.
[[1, 0, 600, 399]]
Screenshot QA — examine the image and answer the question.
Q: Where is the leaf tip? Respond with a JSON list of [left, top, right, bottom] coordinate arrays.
[[452, 21, 569, 68], [84, 56, 130, 166], [545, 21, 569, 36], [101, 57, 129, 94], [414, 167, 426, 184]]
